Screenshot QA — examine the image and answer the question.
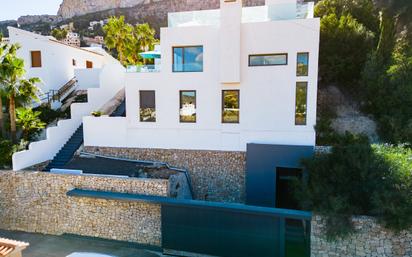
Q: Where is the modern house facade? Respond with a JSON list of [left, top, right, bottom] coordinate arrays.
[[83, 0, 320, 152], [12, 0, 319, 207]]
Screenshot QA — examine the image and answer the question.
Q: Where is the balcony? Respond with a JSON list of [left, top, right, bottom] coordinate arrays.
[[168, 2, 314, 28], [126, 65, 161, 73]]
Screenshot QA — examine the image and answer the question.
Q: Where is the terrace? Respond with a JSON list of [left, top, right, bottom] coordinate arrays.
[[168, 2, 314, 28]]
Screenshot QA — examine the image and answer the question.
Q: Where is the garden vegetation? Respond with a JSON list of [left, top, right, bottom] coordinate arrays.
[[295, 134, 412, 239]]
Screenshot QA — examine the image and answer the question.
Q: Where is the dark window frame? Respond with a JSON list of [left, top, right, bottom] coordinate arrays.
[[139, 90, 156, 123], [72, 59, 77, 66], [248, 53, 288, 67], [30, 51, 42, 68], [296, 52, 309, 77], [222, 90, 240, 124], [172, 45, 204, 73], [179, 90, 197, 123], [295, 82, 308, 126]]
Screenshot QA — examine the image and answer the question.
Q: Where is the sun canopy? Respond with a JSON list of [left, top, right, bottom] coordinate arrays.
[[139, 50, 161, 59]]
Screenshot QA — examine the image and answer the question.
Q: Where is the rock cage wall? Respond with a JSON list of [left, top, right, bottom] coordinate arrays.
[[0, 171, 168, 246]]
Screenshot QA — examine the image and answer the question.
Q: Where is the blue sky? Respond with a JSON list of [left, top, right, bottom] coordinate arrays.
[[0, 0, 61, 20]]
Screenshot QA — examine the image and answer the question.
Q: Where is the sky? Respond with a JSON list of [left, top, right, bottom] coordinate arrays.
[[0, 0, 62, 21]]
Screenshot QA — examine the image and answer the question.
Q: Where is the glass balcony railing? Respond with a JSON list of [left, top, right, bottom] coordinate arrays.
[[168, 9, 220, 28], [242, 2, 314, 23], [168, 2, 314, 28], [126, 65, 161, 73]]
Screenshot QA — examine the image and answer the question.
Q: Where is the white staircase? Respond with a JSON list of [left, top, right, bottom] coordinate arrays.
[[12, 62, 125, 171]]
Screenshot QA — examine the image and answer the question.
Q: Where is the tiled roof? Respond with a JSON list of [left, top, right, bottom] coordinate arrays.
[[0, 238, 29, 257]]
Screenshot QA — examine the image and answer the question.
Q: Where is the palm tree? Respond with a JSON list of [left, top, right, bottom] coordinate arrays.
[[0, 34, 9, 137], [0, 43, 40, 142], [103, 16, 134, 65], [134, 23, 158, 64]]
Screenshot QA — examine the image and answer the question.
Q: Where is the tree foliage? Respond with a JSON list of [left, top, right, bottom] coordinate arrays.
[[0, 43, 41, 142], [16, 107, 46, 141], [103, 16, 157, 66], [362, 32, 412, 143], [318, 13, 375, 87], [295, 134, 412, 239], [51, 28, 68, 40]]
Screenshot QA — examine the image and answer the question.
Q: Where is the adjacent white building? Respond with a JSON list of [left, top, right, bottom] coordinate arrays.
[[83, 0, 320, 151], [8, 27, 111, 105]]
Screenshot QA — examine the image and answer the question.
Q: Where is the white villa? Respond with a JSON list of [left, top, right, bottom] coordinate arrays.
[[12, 0, 320, 208], [8, 26, 113, 107], [83, 0, 320, 151]]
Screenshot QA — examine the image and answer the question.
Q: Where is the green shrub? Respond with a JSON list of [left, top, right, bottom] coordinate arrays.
[[361, 32, 412, 144], [315, 0, 378, 88], [0, 139, 14, 168], [33, 105, 66, 124], [295, 134, 412, 239]]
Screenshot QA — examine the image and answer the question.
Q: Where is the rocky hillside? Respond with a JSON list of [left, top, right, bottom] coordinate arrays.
[[58, 0, 264, 19], [58, 0, 146, 19]]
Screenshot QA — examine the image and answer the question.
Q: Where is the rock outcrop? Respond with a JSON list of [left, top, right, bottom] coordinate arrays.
[[17, 15, 63, 25], [58, 0, 148, 19], [57, 0, 265, 19]]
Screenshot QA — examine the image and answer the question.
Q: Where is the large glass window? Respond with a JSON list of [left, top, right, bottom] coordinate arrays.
[[180, 91, 196, 123], [297, 52, 309, 76], [139, 91, 156, 122], [249, 54, 288, 66], [173, 46, 203, 72], [222, 90, 240, 123], [295, 82, 307, 126]]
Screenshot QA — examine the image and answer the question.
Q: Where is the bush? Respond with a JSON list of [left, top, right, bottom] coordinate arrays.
[[33, 105, 66, 124], [0, 139, 14, 168], [295, 134, 412, 239], [315, 0, 378, 88], [318, 13, 375, 87], [361, 32, 412, 144]]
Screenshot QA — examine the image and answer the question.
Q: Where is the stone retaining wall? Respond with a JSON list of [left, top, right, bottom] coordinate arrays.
[[0, 171, 168, 246], [312, 215, 412, 257], [84, 146, 246, 203]]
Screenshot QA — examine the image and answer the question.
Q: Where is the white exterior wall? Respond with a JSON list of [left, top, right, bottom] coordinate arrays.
[[13, 62, 125, 171], [83, 5, 320, 151], [8, 27, 106, 93]]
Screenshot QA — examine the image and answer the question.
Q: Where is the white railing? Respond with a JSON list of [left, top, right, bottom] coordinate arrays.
[[12, 62, 126, 171]]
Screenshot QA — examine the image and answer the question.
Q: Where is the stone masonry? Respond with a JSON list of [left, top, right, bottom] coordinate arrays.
[[0, 171, 168, 246], [312, 215, 412, 257], [84, 146, 246, 203]]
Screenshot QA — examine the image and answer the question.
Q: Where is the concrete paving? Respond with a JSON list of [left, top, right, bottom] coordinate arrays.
[[0, 230, 165, 257]]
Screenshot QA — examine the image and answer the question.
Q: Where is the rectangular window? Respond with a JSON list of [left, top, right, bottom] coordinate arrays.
[[173, 46, 203, 72], [295, 82, 308, 126], [86, 61, 93, 69], [297, 52, 309, 76], [139, 91, 156, 122], [249, 53, 287, 66], [222, 90, 240, 124], [180, 91, 196, 123], [72, 59, 76, 66], [31, 51, 42, 68]]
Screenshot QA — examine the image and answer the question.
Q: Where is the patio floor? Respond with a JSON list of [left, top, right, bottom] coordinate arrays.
[[0, 230, 164, 257]]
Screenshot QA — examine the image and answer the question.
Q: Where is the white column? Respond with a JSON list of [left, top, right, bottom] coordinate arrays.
[[219, 0, 242, 84]]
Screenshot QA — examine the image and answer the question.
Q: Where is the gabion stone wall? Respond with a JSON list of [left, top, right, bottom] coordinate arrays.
[[0, 171, 168, 246], [84, 146, 246, 203], [312, 215, 412, 257]]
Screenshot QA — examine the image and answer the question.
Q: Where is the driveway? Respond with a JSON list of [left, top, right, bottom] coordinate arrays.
[[0, 230, 164, 257]]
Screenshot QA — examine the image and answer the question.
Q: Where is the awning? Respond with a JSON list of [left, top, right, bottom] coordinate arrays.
[[139, 50, 161, 59]]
